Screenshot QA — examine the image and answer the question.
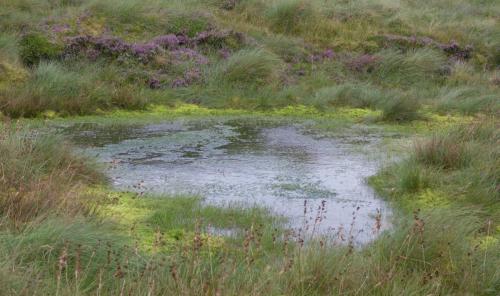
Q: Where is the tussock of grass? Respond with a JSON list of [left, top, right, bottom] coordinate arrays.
[[435, 86, 499, 115], [0, 62, 148, 117], [372, 49, 447, 87], [0, 126, 105, 225], [373, 119, 499, 206], [265, 0, 314, 34], [311, 83, 382, 110], [214, 48, 283, 86]]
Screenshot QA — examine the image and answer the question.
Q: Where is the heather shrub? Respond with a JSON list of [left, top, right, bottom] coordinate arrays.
[[265, 0, 314, 34], [215, 48, 283, 85], [19, 33, 61, 66]]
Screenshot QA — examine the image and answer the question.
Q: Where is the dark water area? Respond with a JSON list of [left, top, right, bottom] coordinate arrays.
[[64, 119, 392, 243]]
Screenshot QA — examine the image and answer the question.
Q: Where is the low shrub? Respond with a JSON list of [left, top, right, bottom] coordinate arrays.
[[19, 33, 61, 66]]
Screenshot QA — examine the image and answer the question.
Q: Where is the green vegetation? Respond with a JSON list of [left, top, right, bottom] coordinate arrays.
[[0, 126, 104, 225], [0, 0, 499, 294], [1, 119, 499, 294], [0, 0, 498, 119], [19, 33, 62, 66]]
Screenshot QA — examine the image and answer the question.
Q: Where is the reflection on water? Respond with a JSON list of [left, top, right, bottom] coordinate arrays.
[[65, 119, 392, 243]]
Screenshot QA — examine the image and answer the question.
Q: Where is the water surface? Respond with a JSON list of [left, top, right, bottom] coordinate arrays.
[[66, 119, 391, 243]]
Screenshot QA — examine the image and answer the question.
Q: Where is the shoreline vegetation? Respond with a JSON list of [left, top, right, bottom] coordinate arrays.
[[1, 0, 499, 295]]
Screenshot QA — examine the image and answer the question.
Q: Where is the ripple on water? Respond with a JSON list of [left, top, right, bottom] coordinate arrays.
[[68, 119, 392, 243]]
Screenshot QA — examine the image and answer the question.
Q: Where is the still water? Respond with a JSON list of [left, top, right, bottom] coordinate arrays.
[[66, 119, 391, 242]]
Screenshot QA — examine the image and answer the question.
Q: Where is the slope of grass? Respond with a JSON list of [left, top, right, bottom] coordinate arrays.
[[0, 0, 497, 119]]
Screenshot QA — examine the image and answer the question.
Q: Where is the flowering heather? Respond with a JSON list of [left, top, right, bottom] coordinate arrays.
[[171, 68, 201, 88], [64, 35, 131, 60], [93, 36, 130, 55], [175, 33, 191, 46], [308, 54, 322, 63], [63, 31, 227, 64], [131, 43, 160, 62], [322, 49, 335, 59], [306, 49, 335, 63], [171, 78, 188, 88], [170, 48, 209, 65], [50, 24, 70, 34], [152, 34, 181, 49]]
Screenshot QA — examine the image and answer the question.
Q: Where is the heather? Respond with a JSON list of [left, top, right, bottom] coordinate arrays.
[[0, 0, 499, 295], [0, 0, 498, 118]]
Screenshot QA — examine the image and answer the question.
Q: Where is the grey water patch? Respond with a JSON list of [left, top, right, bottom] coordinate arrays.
[[68, 119, 392, 243]]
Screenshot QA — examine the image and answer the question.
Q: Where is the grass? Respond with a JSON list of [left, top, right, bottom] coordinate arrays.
[[214, 48, 283, 86], [0, 126, 105, 227], [0, 0, 499, 294], [0, 0, 497, 119], [1, 115, 499, 295], [265, 0, 314, 34]]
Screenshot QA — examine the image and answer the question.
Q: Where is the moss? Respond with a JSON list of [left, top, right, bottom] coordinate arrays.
[[0, 60, 27, 89], [95, 189, 280, 252], [415, 189, 451, 209]]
